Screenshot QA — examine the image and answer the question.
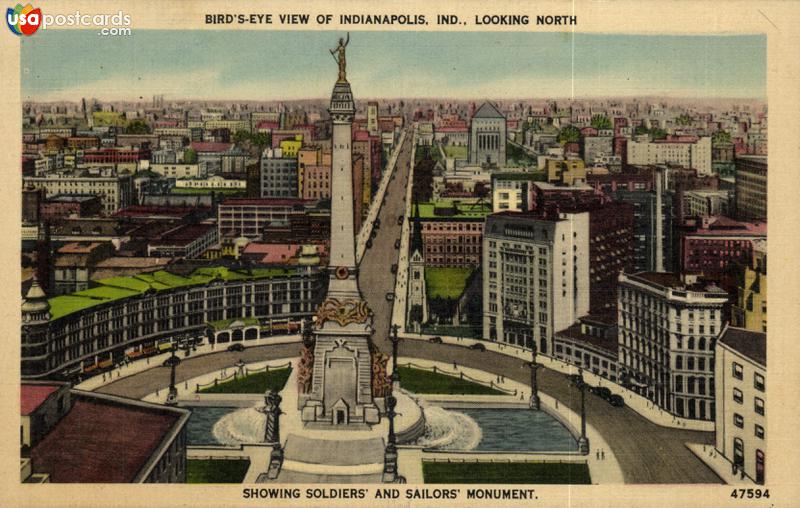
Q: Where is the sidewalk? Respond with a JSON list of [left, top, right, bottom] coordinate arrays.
[[390, 126, 417, 329], [76, 334, 300, 393], [398, 332, 713, 432], [396, 356, 625, 484], [142, 357, 296, 404], [686, 443, 756, 485], [356, 128, 407, 263]]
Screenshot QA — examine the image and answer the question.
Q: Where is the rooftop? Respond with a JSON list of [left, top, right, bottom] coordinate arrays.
[[412, 200, 492, 220], [472, 102, 505, 119], [719, 326, 766, 366], [555, 323, 618, 355], [46, 266, 300, 320], [30, 392, 185, 483], [20, 383, 64, 416], [626, 271, 728, 294]]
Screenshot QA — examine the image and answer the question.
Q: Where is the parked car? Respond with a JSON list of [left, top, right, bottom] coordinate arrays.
[[394, 239, 401, 249], [397, 216, 404, 226], [375, 218, 381, 227], [608, 394, 625, 407], [469, 342, 487, 352], [366, 239, 373, 249], [590, 386, 612, 400], [227, 343, 245, 352], [162, 356, 181, 367], [390, 264, 398, 274], [428, 336, 443, 344], [385, 292, 395, 302]]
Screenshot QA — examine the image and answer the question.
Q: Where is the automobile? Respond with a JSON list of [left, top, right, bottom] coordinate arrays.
[[608, 394, 625, 407], [397, 216, 404, 226], [227, 343, 245, 352], [428, 336, 443, 344], [394, 239, 401, 249], [375, 218, 381, 227], [390, 263, 398, 274], [385, 292, 395, 301], [366, 239, 373, 249], [590, 386, 612, 400], [162, 355, 181, 367], [469, 342, 487, 352]]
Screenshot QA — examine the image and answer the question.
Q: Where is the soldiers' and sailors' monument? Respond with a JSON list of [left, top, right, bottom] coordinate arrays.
[[297, 33, 383, 427]]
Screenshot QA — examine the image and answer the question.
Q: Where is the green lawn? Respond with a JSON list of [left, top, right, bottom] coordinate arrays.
[[443, 145, 468, 159], [422, 461, 591, 484], [397, 366, 503, 395], [199, 367, 292, 394], [187, 459, 250, 483], [425, 267, 474, 300]]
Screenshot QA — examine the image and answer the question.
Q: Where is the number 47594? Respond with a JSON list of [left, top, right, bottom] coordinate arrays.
[[731, 489, 769, 499]]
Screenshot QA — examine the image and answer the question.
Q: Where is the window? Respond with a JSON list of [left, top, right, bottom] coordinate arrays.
[[754, 373, 765, 391], [734, 413, 744, 428], [732, 362, 743, 380], [754, 397, 764, 416], [733, 388, 743, 404], [755, 424, 764, 439]]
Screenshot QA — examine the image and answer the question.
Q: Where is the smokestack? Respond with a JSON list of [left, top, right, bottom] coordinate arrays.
[[654, 167, 664, 272]]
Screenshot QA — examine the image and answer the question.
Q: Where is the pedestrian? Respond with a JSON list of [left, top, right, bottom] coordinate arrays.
[[601, 450, 605, 460], [596, 450, 600, 460], [453, 361, 457, 370], [555, 400, 559, 409]]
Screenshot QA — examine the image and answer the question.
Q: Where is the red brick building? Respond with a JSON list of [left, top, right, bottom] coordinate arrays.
[[680, 216, 767, 277]]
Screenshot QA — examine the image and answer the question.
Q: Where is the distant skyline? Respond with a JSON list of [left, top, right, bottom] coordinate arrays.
[[21, 30, 766, 102]]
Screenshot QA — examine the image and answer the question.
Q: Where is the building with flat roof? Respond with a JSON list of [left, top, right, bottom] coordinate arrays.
[[22, 381, 190, 483], [714, 325, 766, 484], [411, 200, 491, 268], [483, 211, 590, 354], [617, 272, 728, 420], [734, 155, 767, 221], [680, 216, 767, 277], [554, 315, 619, 381]]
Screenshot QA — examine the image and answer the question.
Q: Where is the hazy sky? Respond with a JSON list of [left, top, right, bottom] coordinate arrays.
[[21, 30, 766, 101]]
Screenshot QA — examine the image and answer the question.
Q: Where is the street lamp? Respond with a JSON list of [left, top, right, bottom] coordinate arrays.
[[528, 340, 541, 410], [165, 346, 180, 406], [577, 368, 590, 455], [390, 324, 400, 388]]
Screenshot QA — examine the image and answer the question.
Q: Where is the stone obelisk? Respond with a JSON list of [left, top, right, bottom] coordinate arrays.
[[298, 34, 380, 426]]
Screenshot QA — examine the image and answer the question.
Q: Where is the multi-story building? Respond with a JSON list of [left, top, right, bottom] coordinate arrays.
[[20, 265, 324, 379], [610, 189, 674, 273], [412, 200, 491, 268], [714, 325, 766, 484], [217, 198, 315, 239], [301, 164, 331, 200], [23, 171, 134, 215], [731, 240, 767, 333], [617, 272, 728, 420], [260, 149, 299, 198], [554, 315, 618, 381], [469, 102, 507, 166], [483, 211, 590, 354], [39, 195, 103, 222], [734, 155, 767, 221], [680, 216, 767, 277], [627, 136, 712, 175], [21, 381, 190, 483], [146, 223, 218, 259], [490, 172, 538, 212], [149, 163, 208, 179], [546, 156, 587, 186], [583, 136, 614, 165], [682, 189, 731, 218]]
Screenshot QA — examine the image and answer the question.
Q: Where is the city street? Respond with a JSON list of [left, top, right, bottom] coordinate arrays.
[[98, 127, 721, 484]]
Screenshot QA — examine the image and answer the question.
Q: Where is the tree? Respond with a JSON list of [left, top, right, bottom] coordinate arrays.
[[251, 132, 270, 149], [124, 120, 150, 134], [184, 147, 197, 163], [650, 128, 668, 140], [233, 130, 250, 144], [634, 125, 650, 136], [712, 130, 732, 146], [676, 114, 693, 126], [557, 125, 581, 144], [590, 114, 612, 131]]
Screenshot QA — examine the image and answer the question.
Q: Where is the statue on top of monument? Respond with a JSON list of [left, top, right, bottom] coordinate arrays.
[[330, 32, 350, 82]]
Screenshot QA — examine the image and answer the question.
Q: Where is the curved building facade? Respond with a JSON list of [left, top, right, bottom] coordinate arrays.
[[21, 265, 324, 380]]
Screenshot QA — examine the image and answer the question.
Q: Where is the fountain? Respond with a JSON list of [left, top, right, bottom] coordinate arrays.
[[414, 405, 482, 451]]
